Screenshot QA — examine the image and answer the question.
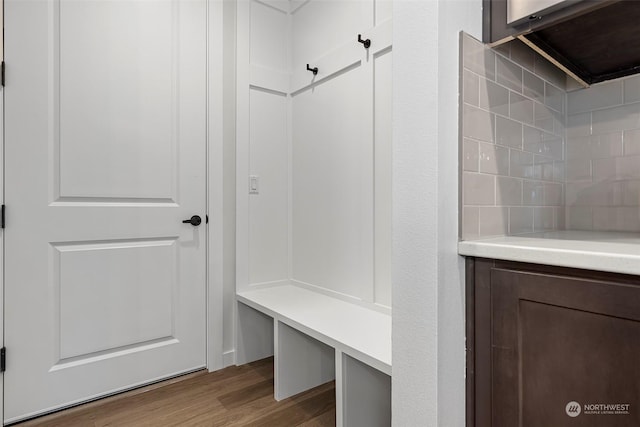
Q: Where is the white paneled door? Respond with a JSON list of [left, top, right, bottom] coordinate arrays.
[[4, 0, 207, 422]]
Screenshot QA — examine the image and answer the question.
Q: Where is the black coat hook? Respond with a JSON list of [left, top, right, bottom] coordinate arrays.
[[306, 64, 318, 75], [358, 34, 371, 49]]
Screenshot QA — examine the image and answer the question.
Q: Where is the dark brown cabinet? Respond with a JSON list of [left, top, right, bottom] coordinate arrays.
[[484, 0, 640, 85], [483, 0, 608, 44], [466, 258, 640, 427]]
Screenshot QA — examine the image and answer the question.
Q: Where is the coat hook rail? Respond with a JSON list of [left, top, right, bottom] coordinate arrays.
[[306, 64, 318, 75], [358, 34, 371, 49]]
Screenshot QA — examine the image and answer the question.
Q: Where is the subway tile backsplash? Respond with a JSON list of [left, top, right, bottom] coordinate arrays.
[[461, 33, 565, 239], [566, 72, 640, 232], [591, 103, 640, 134], [624, 78, 640, 104], [496, 55, 523, 92], [463, 104, 494, 143], [463, 172, 495, 206], [566, 80, 623, 115], [462, 33, 640, 239], [510, 93, 535, 125], [523, 70, 544, 102], [479, 79, 510, 116]]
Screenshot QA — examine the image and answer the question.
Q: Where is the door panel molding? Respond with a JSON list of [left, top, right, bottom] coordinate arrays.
[[4, 0, 207, 421], [53, 0, 180, 202]]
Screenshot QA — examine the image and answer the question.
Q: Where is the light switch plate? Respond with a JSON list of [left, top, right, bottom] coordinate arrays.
[[249, 175, 259, 194]]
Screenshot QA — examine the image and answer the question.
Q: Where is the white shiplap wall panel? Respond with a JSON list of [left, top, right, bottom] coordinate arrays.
[[291, 0, 365, 68], [374, 48, 392, 308], [237, 0, 392, 308], [248, 89, 289, 285], [291, 64, 372, 300], [250, 1, 288, 73]]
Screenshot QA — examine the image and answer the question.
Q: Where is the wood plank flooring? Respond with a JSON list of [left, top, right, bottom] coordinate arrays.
[[12, 358, 336, 427]]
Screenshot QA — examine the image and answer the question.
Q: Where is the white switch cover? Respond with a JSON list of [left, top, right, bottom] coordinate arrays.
[[249, 175, 259, 194]]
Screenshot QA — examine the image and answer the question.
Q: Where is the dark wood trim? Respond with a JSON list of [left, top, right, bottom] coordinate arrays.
[[474, 258, 494, 427], [483, 0, 609, 44], [492, 268, 640, 321], [526, 0, 640, 85], [482, 0, 495, 44], [465, 257, 475, 427], [522, 33, 593, 84], [491, 258, 640, 286]]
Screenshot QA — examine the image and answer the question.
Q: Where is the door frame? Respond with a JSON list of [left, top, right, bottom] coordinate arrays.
[[1, 0, 5, 422], [206, 0, 226, 373], [0, 0, 227, 422]]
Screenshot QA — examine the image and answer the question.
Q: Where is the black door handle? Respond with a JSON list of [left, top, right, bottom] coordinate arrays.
[[182, 215, 202, 226]]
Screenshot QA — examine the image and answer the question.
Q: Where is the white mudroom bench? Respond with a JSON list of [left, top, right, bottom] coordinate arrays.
[[236, 284, 391, 427]]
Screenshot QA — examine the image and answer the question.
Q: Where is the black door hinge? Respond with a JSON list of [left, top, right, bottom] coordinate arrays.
[[1, 61, 5, 87], [1, 205, 5, 229], [1, 347, 6, 372], [206, 214, 209, 224]]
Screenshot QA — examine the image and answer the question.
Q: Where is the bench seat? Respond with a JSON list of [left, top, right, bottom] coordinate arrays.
[[237, 284, 391, 375], [236, 284, 392, 427]]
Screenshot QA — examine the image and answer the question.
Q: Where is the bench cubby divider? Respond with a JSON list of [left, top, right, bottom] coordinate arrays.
[[274, 321, 335, 401], [236, 284, 391, 426]]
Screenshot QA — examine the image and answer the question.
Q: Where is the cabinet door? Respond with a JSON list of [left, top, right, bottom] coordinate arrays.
[[483, 0, 610, 44], [476, 261, 640, 426], [508, 0, 572, 24]]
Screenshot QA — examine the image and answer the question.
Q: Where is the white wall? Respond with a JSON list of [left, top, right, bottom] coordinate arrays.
[[222, 0, 238, 365], [207, 0, 230, 371], [237, 0, 393, 311], [375, 46, 393, 307], [289, 0, 392, 309], [291, 63, 374, 300], [246, 0, 290, 288], [236, 0, 290, 295], [290, 1, 393, 310], [392, 0, 481, 425]]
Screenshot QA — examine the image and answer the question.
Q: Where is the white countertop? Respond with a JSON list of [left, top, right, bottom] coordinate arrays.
[[458, 231, 640, 276]]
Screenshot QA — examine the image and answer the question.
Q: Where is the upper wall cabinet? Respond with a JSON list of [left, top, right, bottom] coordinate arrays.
[[485, 0, 640, 86], [483, 0, 604, 44], [507, 0, 575, 25]]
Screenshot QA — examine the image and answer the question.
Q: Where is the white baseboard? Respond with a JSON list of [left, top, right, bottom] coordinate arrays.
[[223, 350, 235, 368]]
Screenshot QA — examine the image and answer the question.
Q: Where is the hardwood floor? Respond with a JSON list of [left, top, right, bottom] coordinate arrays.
[[12, 358, 336, 427]]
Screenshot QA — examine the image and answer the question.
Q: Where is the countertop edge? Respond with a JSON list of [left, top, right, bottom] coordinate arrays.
[[458, 240, 640, 276]]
